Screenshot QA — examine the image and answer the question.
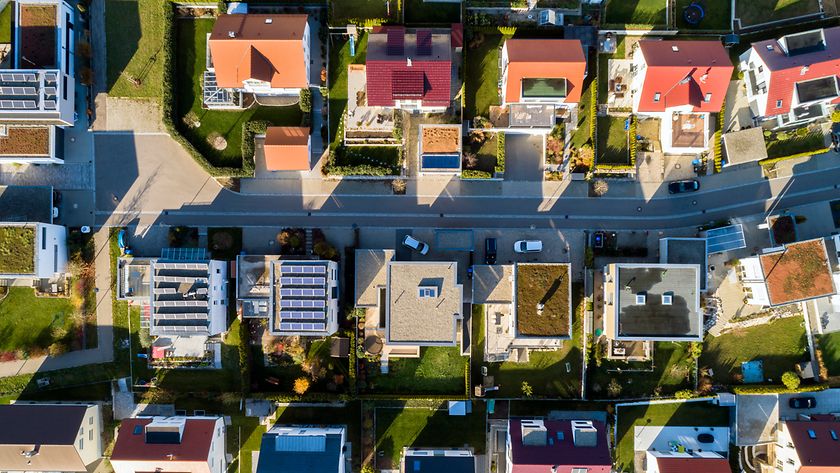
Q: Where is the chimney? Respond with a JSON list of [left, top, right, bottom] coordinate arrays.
[[571, 420, 598, 447], [520, 420, 548, 447], [672, 45, 679, 52], [407, 57, 413, 67], [801, 65, 810, 75], [265, 18, 273, 24]]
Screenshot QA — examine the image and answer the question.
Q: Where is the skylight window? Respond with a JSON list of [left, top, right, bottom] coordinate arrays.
[[704, 92, 712, 102], [808, 429, 817, 439], [653, 92, 661, 102], [832, 430, 838, 441], [776, 99, 783, 108]]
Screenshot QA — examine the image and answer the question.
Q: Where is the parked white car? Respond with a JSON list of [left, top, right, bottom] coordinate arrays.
[[402, 235, 430, 255], [514, 240, 543, 253]]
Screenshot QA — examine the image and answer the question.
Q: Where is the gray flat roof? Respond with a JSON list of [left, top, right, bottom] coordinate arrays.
[[615, 264, 701, 340], [472, 265, 513, 304], [509, 103, 555, 128], [0, 185, 52, 223], [387, 261, 462, 344], [722, 128, 768, 166], [355, 249, 394, 307], [735, 394, 778, 446], [661, 238, 708, 290], [237, 255, 278, 299]]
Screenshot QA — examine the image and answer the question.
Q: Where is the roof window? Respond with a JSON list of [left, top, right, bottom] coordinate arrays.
[[653, 92, 661, 102], [704, 92, 712, 102], [832, 430, 838, 441], [808, 429, 817, 439], [776, 99, 783, 108]]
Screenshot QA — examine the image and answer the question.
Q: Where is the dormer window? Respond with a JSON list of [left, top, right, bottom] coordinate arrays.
[[418, 286, 438, 298], [635, 293, 646, 304]]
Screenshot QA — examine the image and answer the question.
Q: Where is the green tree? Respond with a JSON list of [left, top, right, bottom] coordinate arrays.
[[675, 389, 695, 399], [782, 371, 801, 390], [521, 381, 533, 397]]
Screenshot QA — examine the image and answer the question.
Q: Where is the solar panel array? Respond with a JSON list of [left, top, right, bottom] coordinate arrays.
[[160, 247, 209, 261], [0, 73, 36, 82], [0, 86, 37, 96], [706, 224, 746, 254], [0, 100, 36, 109], [280, 299, 326, 308], [416, 30, 432, 56], [279, 322, 326, 332], [280, 288, 326, 297], [279, 276, 325, 286], [279, 264, 326, 274], [279, 311, 324, 320], [387, 28, 405, 56]]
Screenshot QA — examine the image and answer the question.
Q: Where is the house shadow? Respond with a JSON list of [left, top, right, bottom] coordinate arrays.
[[103, 0, 141, 93]]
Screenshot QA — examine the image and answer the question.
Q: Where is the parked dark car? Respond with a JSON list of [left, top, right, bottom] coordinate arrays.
[[789, 396, 817, 409], [484, 238, 497, 265], [697, 433, 715, 444], [668, 179, 700, 194]]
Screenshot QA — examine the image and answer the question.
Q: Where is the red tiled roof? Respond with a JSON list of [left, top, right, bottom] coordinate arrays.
[[111, 419, 217, 463], [503, 39, 587, 104], [751, 27, 840, 117], [655, 456, 731, 473], [208, 14, 308, 89], [786, 419, 840, 470], [636, 40, 733, 113], [508, 419, 612, 473], [264, 127, 310, 171]]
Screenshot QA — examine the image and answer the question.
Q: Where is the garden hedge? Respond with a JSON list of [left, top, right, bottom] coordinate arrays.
[[732, 383, 828, 394], [495, 132, 505, 173], [759, 148, 830, 167], [461, 169, 493, 179], [240, 120, 270, 162]]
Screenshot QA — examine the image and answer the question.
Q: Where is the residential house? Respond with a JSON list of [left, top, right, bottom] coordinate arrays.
[[774, 416, 840, 473], [631, 40, 733, 153], [354, 250, 464, 359], [401, 448, 475, 473], [506, 419, 611, 473], [472, 263, 572, 363], [206, 14, 310, 108], [365, 26, 453, 111], [111, 416, 226, 473], [0, 222, 67, 284], [737, 238, 836, 307], [499, 39, 586, 130], [634, 424, 731, 473], [740, 27, 840, 128], [236, 255, 339, 337], [116, 253, 229, 363], [263, 126, 312, 171], [0, 402, 103, 472], [254, 425, 348, 473], [0, 0, 76, 164]]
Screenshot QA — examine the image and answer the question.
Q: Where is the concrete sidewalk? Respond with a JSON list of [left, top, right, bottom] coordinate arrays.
[[0, 230, 115, 378]]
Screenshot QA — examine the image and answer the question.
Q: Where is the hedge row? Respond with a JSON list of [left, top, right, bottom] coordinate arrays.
[[238, 320, 251, 395], [596, 164, 634, 171], [759, 147, 830, 167], [589, 76, 597, 145], [240, 120, 270, 164], [732, 383, 829, 394], [629, 114, 637, 167], [714, 98, 725, 172], [461, 169, 493, 179], [495, 132, 505, 174], [348, 327, 358, 395]]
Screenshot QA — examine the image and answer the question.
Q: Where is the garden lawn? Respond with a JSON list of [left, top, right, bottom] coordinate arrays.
[[375, 402, 485, 469], [819, 331, 840, 377], [615, 401, 730, 472], [466, 34, 504, 120], [604, 0, 667, 26], [570, 79, 593, 149], [589, 342, 694, 398], [331, 0, 398, 24], [175, 19, 303, 168], [0, 2, 12, 44], [765, 132, 826, 160], [701, 316, 808, 384], [368, 347, 467, 394], [597, 116, 630, 165], [405, 0, 461, 24], [0, 288, 78, 353], [105, 0, 165, 98], [736, 0, 820, 27], [676, 0, 731, 29], [329, 33, 369, 148]]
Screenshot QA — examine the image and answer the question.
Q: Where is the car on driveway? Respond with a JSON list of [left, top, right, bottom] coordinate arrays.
[[789, 396, 816, 409], [402, 235, 429, 255], [484, 238, 497, 264], [514, 240, 542, 253], [668, 179, 700, 194]]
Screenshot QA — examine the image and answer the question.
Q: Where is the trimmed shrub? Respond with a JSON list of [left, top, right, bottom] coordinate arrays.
[[461, 169, 493, 179], [782, 371, 801, 390], [299, 88, 312, 113], [732, 383, 828, 394], [495, 132, 506, 174]]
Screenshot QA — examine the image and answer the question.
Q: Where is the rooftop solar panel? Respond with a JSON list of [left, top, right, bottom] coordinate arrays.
[[416, 30, 432, 56], [280, 311, 326, 320], [706, 224, 746, 254], [387, 28, 405, 56]]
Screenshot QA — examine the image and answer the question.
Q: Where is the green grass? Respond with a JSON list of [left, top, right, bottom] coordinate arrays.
[[405, 0, 461, 24], [374, 402, 485, 469], [736, 0, 820, 27], [676, 0, 731, 30], [819, 331, 840, 377], [105, 0, 165, 98], [466, 34, 504, 120], [604, 0, 667, 26], [615, 401, 730, 472], [331, 0, 399, 24], [367, 347, 468, 394], [597, 116, 630, 165], [571, 79, 593, 149], [0, 2, 12, 44], [175, 19, 303, 168], [598, 37, 626, 102], [0, 288, 79, 353], [766, 132, 826, 159], [0, 226, 34, 274], [328, 32, 369, 148], [589, 342, 694, 398], [701, 316, 808, 385], [330, 145, 402, 173]]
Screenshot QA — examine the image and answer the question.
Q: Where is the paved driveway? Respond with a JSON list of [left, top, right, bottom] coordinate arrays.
[[504, 134, 544, 181]]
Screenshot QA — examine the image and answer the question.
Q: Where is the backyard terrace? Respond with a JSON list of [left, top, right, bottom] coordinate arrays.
[[515, 264, 571, 337], [0, 226, 35, 274], [18, 4, 56, 69]]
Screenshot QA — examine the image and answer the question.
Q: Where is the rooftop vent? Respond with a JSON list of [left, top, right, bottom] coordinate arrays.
[[418, 286, 438, 298], [801, 65, 810, 75], [766, 44, 774, 51], [407, 57, 413, 67], [571, 420, 598, 447], [521, 420, 548, 446], [672, 45, 679, 52], [265, 18, 273, 24]]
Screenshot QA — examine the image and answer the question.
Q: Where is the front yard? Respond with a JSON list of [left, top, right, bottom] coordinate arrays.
[[604, 0, 667, 26], [597, 116, 630, 165], [175, 19, 303, 169], [615, 401, 731, 472], [466, 33, 504, 120], [700, 316, 808, 385], [735, 0, 821, 27], [105, 0, 165, 98], [588, 342, 694, 399], [764, 127, 827, 161], [365, 347, 468, 395], [374, 402, 485, 470]]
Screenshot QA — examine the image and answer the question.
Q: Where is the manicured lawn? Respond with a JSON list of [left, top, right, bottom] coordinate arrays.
[[0, 288, 80, 354], [367, 347, 468, 394], [765, 131, 826, 160], [0, 226, 34, 274], [331, 0, 398, 24], [0, 2, 12, 44], [105, 0, 165, 98], [615, 401, 731, 472], [175, 19, 303, 168], [736, 0, 820, 27], [589, 342, 694, 398], [466, 34, 504, 120], [570, 79, 593, 149], [328, 32, 369, 148], [676, 0, 731, 30], [604, 0, 667, 26], [819, 331, 840, 377], [328, 145, 402, 175], [405, 0, 461, 24], [701, 316, 808, 385], [597, 116, 630, 165], [375, 402, 485, 469]]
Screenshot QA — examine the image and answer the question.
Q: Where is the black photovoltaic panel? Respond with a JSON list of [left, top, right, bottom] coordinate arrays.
[[279, 322, 327, 332], [387, 28, 405, 56], [416, 30, 432, 56]]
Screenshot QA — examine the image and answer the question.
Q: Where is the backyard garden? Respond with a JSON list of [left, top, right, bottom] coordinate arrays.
[[735, 0, 821, 27], [364, 346, 468, 395], [588, 341, 696, 398], [597, 116, 631, 166], [604, 0, 666, 27], [105, 0, 165, 99], [466, 33, 505, 120], [763, 125, 827, 163], [462, 129, 501, 179]]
